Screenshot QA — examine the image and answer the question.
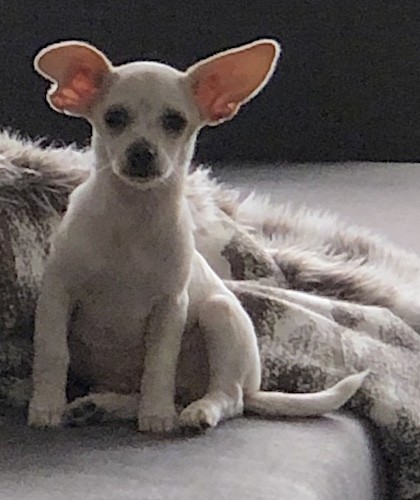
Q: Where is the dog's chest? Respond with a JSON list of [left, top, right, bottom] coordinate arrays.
[[70, 214, 188, 294], [69, 281, 148, 390], [65, 218, 191, 391]]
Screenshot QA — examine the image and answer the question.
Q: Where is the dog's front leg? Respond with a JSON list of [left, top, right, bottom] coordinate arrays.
[[138, 290, 189, 433], [28, 266, 72, 428]]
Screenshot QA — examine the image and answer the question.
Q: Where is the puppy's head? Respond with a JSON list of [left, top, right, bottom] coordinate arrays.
[[35, 39, 280, 188]]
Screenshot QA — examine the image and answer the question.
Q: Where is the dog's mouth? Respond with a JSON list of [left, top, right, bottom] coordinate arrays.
[[112, 164, 171, 190], [121, 165, 161, 182]]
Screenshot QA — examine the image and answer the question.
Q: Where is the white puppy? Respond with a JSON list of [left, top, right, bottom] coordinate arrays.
[[28, 39, 367, 432]]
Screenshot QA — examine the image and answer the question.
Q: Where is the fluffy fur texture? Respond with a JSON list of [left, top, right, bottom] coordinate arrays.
[[0, 130, 89, 212], [232, 194, 420, 330]]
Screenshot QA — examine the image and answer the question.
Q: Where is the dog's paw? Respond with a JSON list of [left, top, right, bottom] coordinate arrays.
[[28, 397, 65, 428], [137, 408, 178, 434], [179, 400, 221, 432], [63, 398, 106, 427]]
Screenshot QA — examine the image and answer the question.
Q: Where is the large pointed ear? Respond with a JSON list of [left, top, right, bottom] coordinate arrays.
[[34, 41, 113, 116], [186, 39, 280, 125]]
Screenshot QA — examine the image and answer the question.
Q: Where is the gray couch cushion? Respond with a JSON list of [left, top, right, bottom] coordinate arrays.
[[0, 412, 385, 499]]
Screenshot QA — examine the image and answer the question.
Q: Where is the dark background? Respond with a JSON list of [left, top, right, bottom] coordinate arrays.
[[0, 1, 419, 163]]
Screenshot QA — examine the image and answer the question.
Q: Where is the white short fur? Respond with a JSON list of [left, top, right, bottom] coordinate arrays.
[[28, 39, 367, 433]]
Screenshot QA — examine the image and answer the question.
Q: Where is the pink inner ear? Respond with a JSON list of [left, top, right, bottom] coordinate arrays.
[[192, 71, 242, 122], [190, 41, 279, 123], [49, 67, 103, 113]]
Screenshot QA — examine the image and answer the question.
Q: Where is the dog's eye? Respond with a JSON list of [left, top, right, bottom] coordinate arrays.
[[161, 109, 187, 135], [104, 107, 130, 131]]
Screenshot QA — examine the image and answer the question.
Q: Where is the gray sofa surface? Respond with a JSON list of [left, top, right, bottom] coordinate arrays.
[[0, 413, 385, 500]]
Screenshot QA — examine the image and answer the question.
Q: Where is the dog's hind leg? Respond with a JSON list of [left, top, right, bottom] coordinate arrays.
[[179, 293, 261, 430]]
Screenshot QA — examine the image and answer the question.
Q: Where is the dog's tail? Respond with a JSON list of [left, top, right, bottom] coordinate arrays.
[[244, 370, 368, 417]]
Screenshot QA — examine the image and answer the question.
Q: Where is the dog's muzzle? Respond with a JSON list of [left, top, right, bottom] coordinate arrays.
[[123, 139, 159, 179]]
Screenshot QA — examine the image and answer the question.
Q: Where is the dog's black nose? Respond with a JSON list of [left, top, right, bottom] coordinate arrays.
[[125, 140, 158, 178]]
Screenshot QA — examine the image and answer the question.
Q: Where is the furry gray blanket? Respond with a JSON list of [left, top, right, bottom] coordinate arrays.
[[0, 133, 419, 499]]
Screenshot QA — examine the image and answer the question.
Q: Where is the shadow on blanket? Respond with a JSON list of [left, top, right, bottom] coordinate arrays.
[[0, 132, 418, 499]]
